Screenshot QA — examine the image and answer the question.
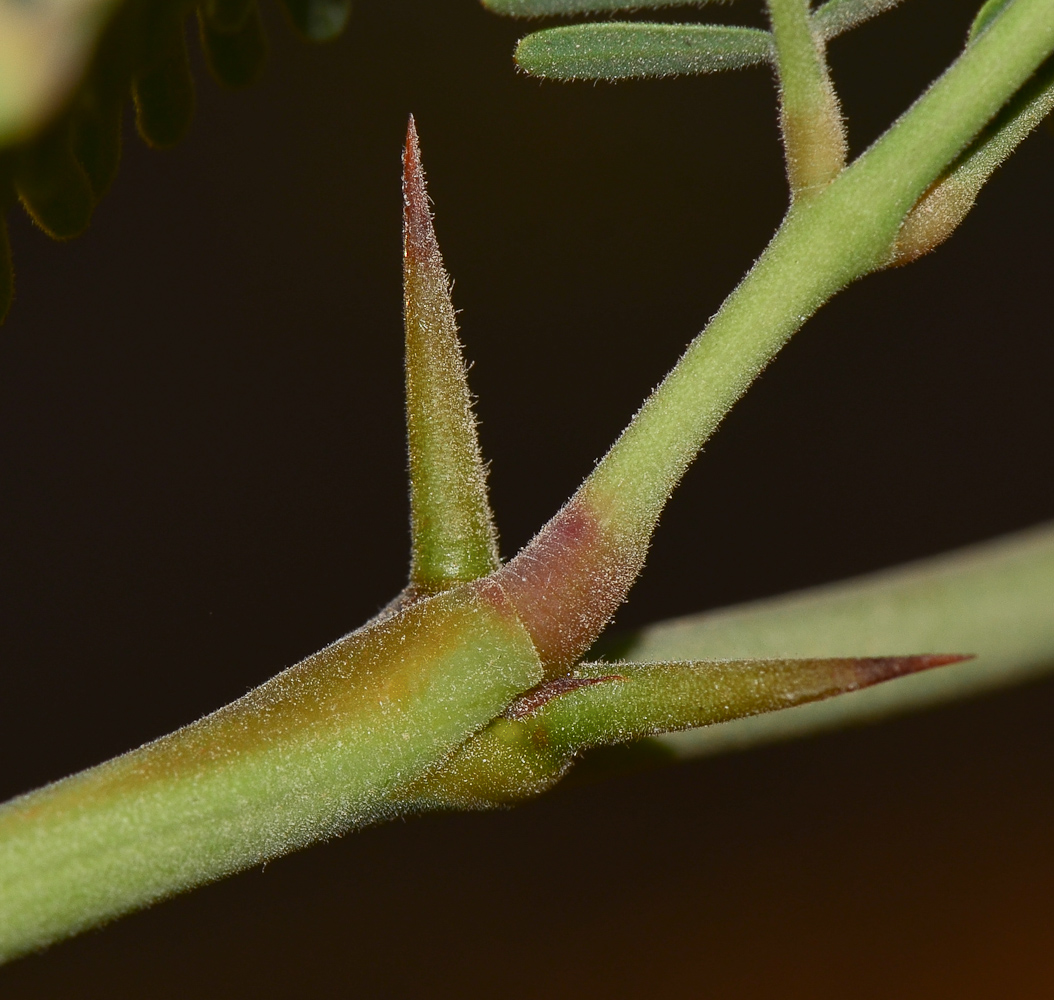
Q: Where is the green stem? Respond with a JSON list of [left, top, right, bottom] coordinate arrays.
[[582, 0, 1054, 543], [2, 0, 1052, 962], [767, 0, 846, 198], [0, 582, 543, 962], [495, 0, 1054, 671]]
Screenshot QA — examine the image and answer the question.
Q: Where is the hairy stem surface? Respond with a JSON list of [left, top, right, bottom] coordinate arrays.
[[767, 0, 846, 197], [1, 0, 1052, 963]]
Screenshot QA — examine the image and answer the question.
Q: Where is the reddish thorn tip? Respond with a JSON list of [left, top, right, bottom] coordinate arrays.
[[402, 114, 435, 265], [403, 114, 420, 174], [853, 653, 973, 687], [915, 653, 975, 668]]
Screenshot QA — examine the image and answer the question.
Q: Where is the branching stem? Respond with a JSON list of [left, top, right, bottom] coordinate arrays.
[[576, 0, 1054, 564], [1, 0, 1053, 965]]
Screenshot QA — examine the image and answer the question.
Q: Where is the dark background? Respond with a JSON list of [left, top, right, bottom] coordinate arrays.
[[3, 0, 1054, 994]]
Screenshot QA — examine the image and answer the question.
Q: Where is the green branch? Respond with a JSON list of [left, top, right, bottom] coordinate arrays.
[[489, 0, 1054, 674], [0, 583, 544, 962], [767, 0, 846, 198], [2, 0, 1053, 964], [578, 0, 1054, 536]]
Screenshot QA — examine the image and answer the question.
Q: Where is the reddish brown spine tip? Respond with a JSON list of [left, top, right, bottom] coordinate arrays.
[[851, 653, 973, 688], [402, 114, 435, 266], [503, 674, 623, 721]]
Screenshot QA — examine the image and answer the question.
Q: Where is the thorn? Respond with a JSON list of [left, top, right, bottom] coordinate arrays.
[[400, 114, 501, 593]]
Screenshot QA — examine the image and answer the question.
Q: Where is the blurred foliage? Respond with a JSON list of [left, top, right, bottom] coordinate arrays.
[[0, 0, 352, 324]]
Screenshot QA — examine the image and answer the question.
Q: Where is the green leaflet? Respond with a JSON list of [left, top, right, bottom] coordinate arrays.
[[132, 13, 197, 150], [483, 0, 725, 18], [968, 0, 1015, 44], [515, 23, 773, 81], [14, 116, 95, 240], [811, 0, 906, 42], [70, 82, 124, 201], [497, 0, 910, 82]]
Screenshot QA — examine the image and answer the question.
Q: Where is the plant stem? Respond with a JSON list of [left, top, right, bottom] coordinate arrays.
[[0, 582, 542, 962], [1, 0, 1051, 962], [580, 0, 1054, 552], [495, 0, 1054, 670], [767, 0, 846, 198]]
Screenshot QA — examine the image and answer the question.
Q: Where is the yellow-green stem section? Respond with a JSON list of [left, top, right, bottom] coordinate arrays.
[[0, 582, 542, 962], [767, 0, 846, 197]]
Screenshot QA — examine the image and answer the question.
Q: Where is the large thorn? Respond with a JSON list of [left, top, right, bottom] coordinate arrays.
[[402, 117, 501, 598]]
